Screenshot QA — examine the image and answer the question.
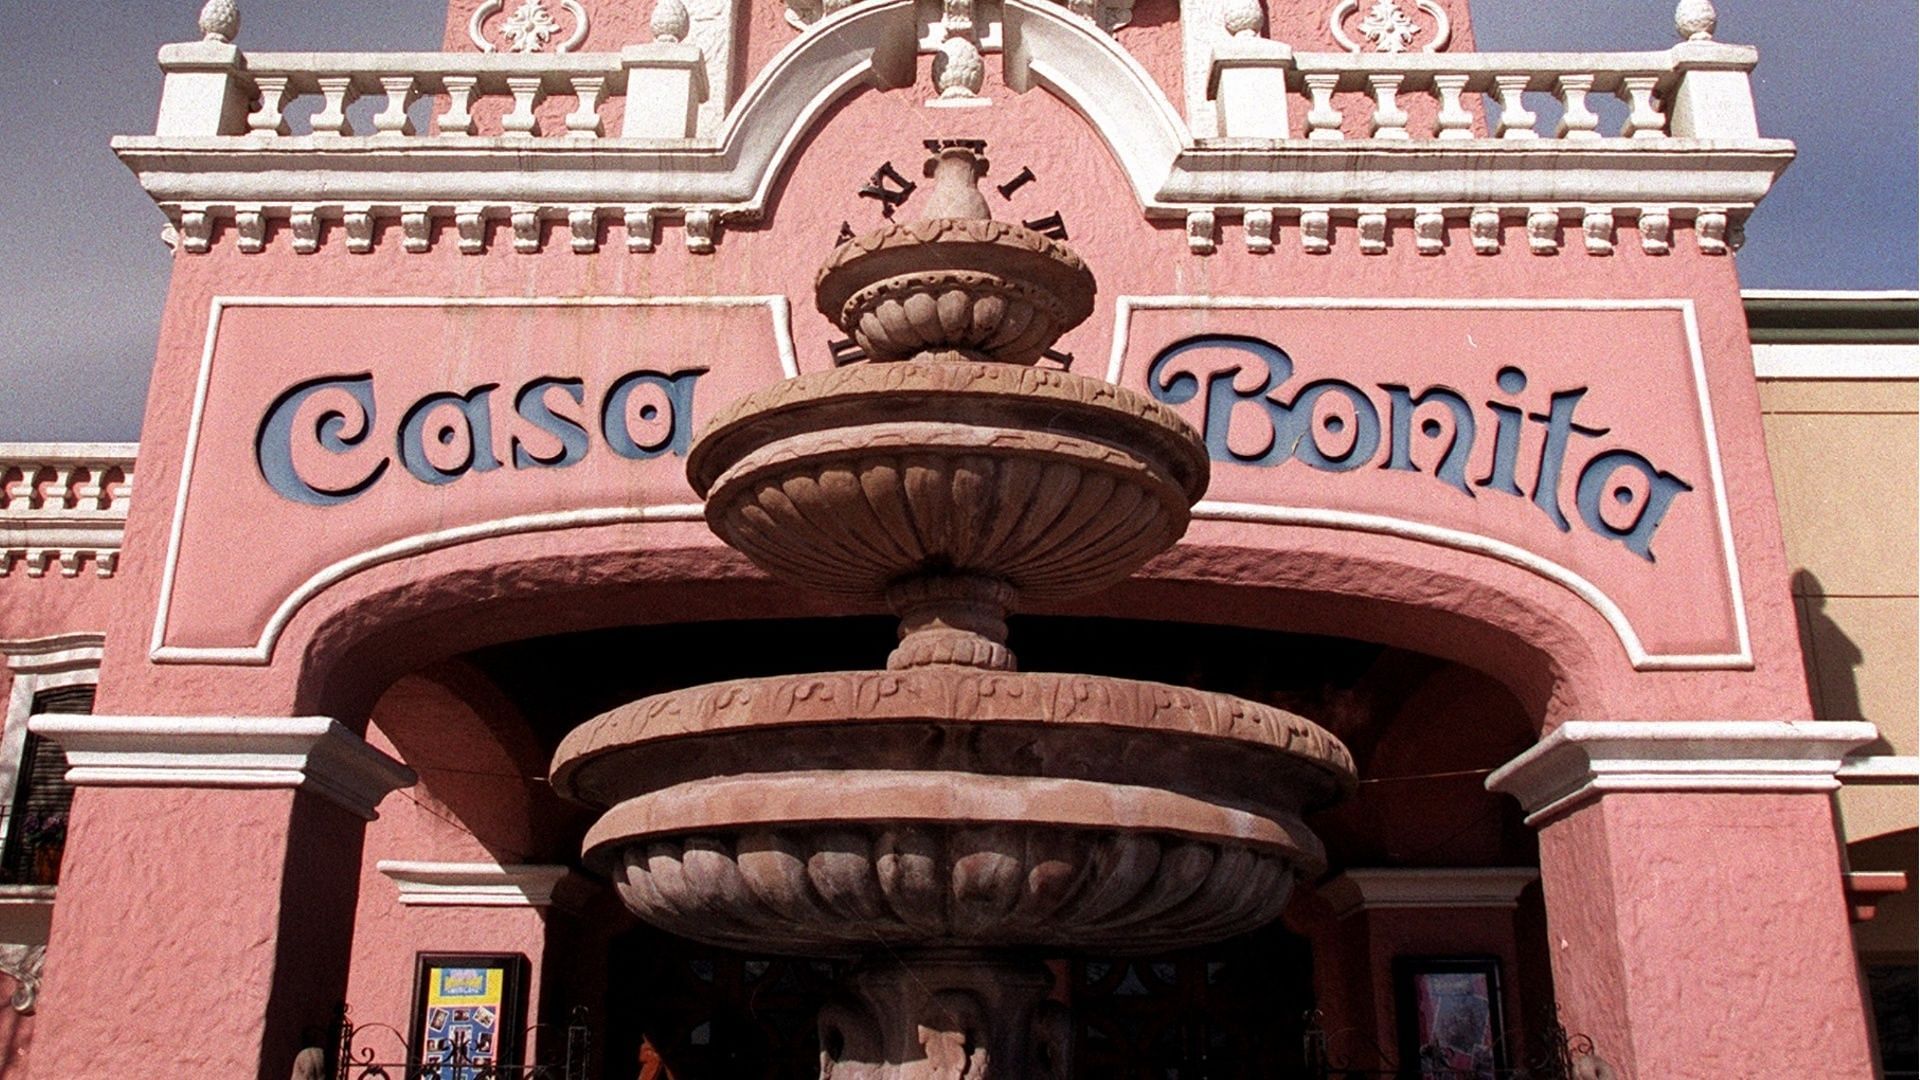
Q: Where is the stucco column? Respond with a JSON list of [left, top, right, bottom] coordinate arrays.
[[1488, 721, 1878, 1078], [24, 717, 413, 1079]]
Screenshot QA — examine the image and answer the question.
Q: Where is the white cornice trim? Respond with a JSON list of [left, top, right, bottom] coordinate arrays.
[[1743, 290, 1920, 302], [1486, 720, 1879, 826], [377, 860, 582, 911], [0, 635, 106, 675], [1752, 343, 1919, 380], [1318, 868, 1539, 920], [26, 715, 415, 820], [1837, 755, 1920, 782]]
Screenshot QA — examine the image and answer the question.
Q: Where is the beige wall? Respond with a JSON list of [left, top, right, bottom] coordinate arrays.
[[1757, 373, 1917, 960], [1761, 378, 1920, 744]]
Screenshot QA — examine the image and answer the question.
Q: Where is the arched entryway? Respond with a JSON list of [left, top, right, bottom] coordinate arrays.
[[337, 611, 1552, 1078]]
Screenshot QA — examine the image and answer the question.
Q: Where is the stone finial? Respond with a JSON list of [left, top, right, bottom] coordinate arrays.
[[650, 0, 690, 42], [198, 0, 239, 42], [920, 140, 991, 220], [1674, 0, 1716, 41], [1221, 0, 1263, 38], [933, 37, 985, 99]]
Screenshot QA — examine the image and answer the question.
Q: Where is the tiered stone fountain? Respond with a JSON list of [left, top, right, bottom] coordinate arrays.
[[552, 140, 1356, 1078]]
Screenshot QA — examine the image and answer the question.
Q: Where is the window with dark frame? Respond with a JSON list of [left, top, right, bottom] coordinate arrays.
[[0, 684, 89, 885]]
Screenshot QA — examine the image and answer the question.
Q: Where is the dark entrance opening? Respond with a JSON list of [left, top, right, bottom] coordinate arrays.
[[600, 919, 1315, 1080], [461, 612, 1542, 1077]]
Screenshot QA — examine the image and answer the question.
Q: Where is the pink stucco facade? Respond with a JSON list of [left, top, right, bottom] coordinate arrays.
[[0, 0, 1910, 1076]]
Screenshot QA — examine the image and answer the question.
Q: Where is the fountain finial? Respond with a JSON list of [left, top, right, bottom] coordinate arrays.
[[815, 139, 1094, 365], [921, 139, 992, 220]]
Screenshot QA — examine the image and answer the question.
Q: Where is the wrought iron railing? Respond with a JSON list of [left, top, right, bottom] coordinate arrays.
[[329, 1004, 592, 1080], [1301, 1009, 1611, 1080]]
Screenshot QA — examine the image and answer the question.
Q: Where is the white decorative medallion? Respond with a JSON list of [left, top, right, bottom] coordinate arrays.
[[1329, 0, 1451, 53], [468, 0, 591, 53]]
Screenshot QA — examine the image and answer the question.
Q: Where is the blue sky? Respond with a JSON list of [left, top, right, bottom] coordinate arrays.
[[0, 0, 1912, 441]]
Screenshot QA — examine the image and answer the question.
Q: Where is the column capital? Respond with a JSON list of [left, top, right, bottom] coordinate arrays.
[[376, 860, 588, 914], [26, 715, 415, 820], [1487, 720, 1878, 825], [1317, 867, 1539, 920]]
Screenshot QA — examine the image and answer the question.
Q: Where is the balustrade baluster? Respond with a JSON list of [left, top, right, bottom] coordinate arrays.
[[567, 76, 606, 138], [1619, 75, 1666, 139], [1304, 73, 1343, 140], [374, 75, 418, 137], [1367, 75, 1409, 139], [249, 75, 292, 135], [1432, 73, 1473, 139], [0, 465, 32, 512], [73, 467, 106, 512], [504, 76, 543, 137], [312, 76, 357, 136], [1555, 74, 1601, 139], [1492, 74, 1537, 139], [44, 467, 74, 511], [441, 75, 479, 136]]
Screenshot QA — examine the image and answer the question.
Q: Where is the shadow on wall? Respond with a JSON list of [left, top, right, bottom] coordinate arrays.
[[1793, 568, 1883, 750], [0, 978, 29, 1080]]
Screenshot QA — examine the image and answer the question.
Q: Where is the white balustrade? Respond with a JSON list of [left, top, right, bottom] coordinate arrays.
[[152, 50, 706, 142], [1208, 46, 1762, 143], [124, 21, 1776, 259], [0, 446, 137, 579]]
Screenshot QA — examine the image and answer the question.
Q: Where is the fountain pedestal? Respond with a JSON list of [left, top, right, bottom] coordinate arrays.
[[821, 955, 1066, 1079], [551, 141, 1356, 1078]]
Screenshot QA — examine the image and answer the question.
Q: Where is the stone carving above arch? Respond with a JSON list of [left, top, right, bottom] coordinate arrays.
[[1001, 0, 1191, 205], [1328, 0, 1451, 54], [468, 0, 592, 53]]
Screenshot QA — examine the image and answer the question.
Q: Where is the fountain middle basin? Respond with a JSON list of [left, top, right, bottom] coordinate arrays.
[[552, 666, 1354, 956]]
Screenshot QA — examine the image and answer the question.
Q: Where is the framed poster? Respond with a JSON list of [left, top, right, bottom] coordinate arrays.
[[409, 952, 530, 1078], [1393, 957, 1508, 1080]]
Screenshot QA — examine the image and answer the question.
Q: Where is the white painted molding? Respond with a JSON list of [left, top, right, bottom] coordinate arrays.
[[1837, 755, 1920, 782], [377, 860, 583, 910], [1486, 720, 1880, 826], [0, 635, 106, 677], [1742, 289, 1920, 302], [1317, 867, 1538, 920], [26, 716, 416, 820], [1752, 344, 1918, 380]]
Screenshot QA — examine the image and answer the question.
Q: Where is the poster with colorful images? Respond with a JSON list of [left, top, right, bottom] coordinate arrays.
[[1395, 958, 1507, 1080], [410, 953, 528, 1079]]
